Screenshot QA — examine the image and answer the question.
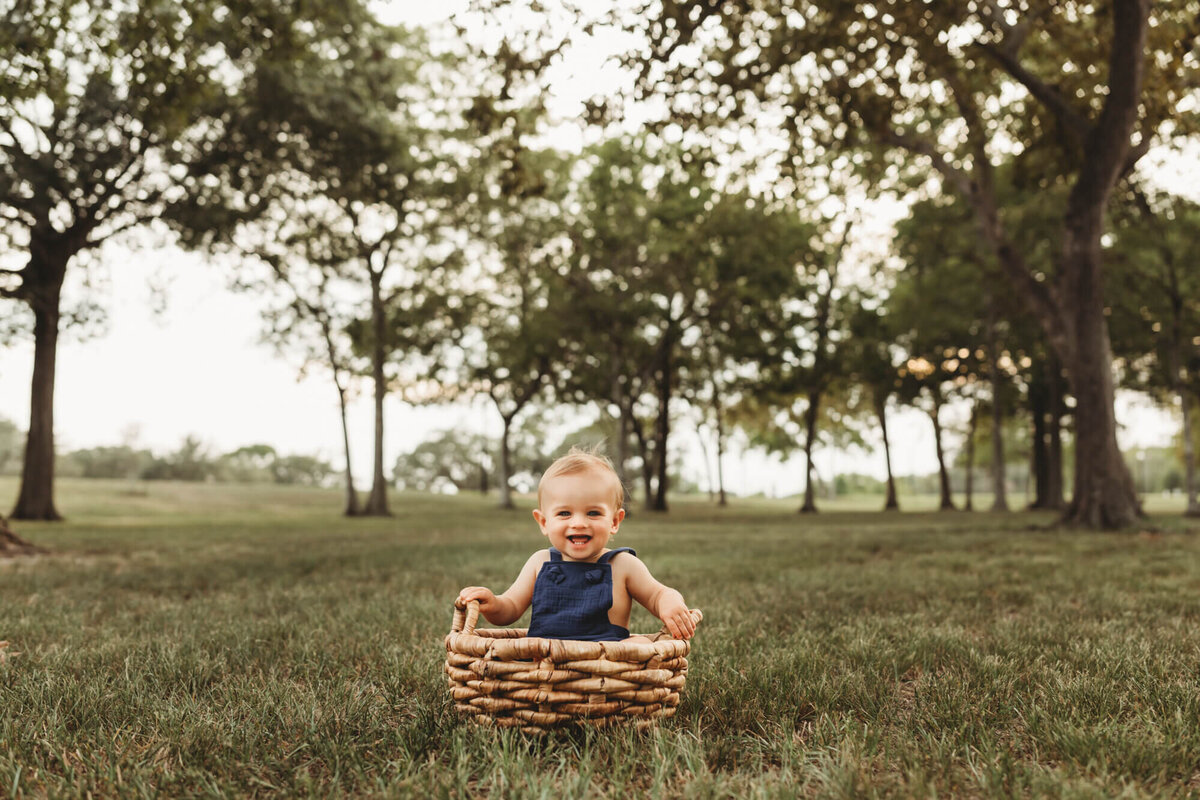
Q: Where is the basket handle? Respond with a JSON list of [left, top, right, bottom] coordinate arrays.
[[452, 599, 481, 635], [651, 608, 704, 641]]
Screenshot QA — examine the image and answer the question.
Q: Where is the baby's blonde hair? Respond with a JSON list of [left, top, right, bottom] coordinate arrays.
[[537, 446, 624, 510]]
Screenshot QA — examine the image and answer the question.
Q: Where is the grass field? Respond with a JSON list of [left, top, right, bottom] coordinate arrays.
[[2, 478, 1199, 798]]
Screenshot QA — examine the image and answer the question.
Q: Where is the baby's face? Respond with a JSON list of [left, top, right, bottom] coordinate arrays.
[[532, 470, 625, 562]]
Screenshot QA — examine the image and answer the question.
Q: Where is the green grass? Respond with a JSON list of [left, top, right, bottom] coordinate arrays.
[[2, 478, 1199, 798]]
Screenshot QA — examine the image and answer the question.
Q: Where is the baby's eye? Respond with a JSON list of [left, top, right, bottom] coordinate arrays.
[[587, 510, 602, 517], [556, 510, 571, 517]]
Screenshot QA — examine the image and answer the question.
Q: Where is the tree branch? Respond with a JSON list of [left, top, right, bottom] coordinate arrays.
[[942, 67, 997, 198], [1119, 135, 1153, 179], [0, 278, 26, 300], [973, 41, 1091, 144], [875, 127, 973, 198], [85, 139, 150, 218], [80, 203, 162, 249], [0, 203, 37, 226], [0, 114, 71, 207], [1068, 0, 1150, 222]]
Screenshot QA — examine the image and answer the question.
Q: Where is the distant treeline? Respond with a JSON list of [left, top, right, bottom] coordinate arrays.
[[0, 423, 332, 486]]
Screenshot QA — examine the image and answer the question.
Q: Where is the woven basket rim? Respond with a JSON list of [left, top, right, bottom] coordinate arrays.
[[447, 601, 701, 664]]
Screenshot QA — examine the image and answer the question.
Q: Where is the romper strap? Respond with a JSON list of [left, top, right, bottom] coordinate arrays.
[[598, 547, 636, 564], [547, 547, 562, 562]]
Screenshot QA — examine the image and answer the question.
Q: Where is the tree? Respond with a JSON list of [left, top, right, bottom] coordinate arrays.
[[843, 300, 903, 511], [246, 251, 365, 515], [175, 17, 466, 517], [632, 1, 1199, 528], [394, 429, 495, 494], [0, 515, 43, 557], [1107, 189, 1200, 517], [681, 188, 811, 507], [0, 0, 376, 520], [783, 218, 853, 514], [0, 417, 20, 476], [562, 136, 716, 511], [142, 436, 217, 482], [453, 21, 574, 509]]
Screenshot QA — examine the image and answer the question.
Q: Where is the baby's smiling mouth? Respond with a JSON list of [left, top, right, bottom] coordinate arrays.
[[567, 534, 592, 545]]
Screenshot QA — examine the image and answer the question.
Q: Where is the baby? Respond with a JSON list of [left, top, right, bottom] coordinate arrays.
[[457, 448, 697, 642]]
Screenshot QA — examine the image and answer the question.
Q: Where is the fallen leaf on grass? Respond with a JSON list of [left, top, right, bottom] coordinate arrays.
[[0, 640, 19, 664]]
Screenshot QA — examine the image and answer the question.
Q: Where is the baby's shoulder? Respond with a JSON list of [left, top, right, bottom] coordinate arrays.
[[606, 548, 645, 572], [524, 549, 553, 568]]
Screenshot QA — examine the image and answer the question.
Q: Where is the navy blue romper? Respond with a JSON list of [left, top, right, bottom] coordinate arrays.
[[526, 547, 637, 642]]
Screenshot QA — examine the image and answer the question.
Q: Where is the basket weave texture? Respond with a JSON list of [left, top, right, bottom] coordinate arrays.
[[445, 600, 702, 733]]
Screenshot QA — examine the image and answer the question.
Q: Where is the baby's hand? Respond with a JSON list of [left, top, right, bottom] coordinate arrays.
[[658, 596, 697, 640], [457, 586, 497, 612]]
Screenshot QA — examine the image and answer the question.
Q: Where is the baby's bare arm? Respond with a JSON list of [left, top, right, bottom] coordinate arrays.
[[621, 555, 697, 640], [457, 551, 545, 626]]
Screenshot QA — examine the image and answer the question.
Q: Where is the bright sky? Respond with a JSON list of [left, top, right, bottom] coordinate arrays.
[[0, 0, 1186, 497]]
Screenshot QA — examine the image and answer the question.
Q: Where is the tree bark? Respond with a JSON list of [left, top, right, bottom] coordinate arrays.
[[695, 425, 715, 502], [877, 393, 899, 511], [498, 410, 514, 510], [1185, 392, 1200, 518], [612, 382, 631, 500], [0, 517, 45, 557], [800, 391, 820, 513], [12, 248, 68, 521], [1059, 231, 1140, 527], [651, 330, 672, 512], [1167, 313, 1200, 516], [1047, 354, 1067, 509], [629, 413, 653, 508], [988, 308, 1009, 511], [714, 389, 728, 507], [322, 321, 359, 517], [335, 381, 360, 517], [1029, 366, 1051, 509], [930, 396, 956, 511], [964, 401, 977, 512], [361, 267, 390, 516]]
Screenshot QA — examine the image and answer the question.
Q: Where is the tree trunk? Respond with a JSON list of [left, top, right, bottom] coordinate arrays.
[[1060, 229, 1140, 528], [964, 401, 977, 512], [12, 251, 67, 521], [630, 414, 653, 508], [498, 411, 514, 510], [321, 319, 359, 517], [336, 383, 360, 517], [651, 359, 671, 513], [1167, 316, 1200, 516], [714, 394, 728, 507], [800, 392, 820, 513], [362, 269, 390, 516], [1047, 354, 1066, 509], [0, 517, 45, 557], [988, 312, 1009, 511], [1176, 391, 1195, 515], [695, 426, 715, 502], [1028, 363, 1050, 509], [877, 393, 899, 511], [930, 397, 956, 511], [1184, 392, 1200, 518], [614, 406, 630, 501]]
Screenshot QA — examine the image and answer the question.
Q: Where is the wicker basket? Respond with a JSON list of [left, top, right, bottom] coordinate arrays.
[[445, 600, 702, 733]]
